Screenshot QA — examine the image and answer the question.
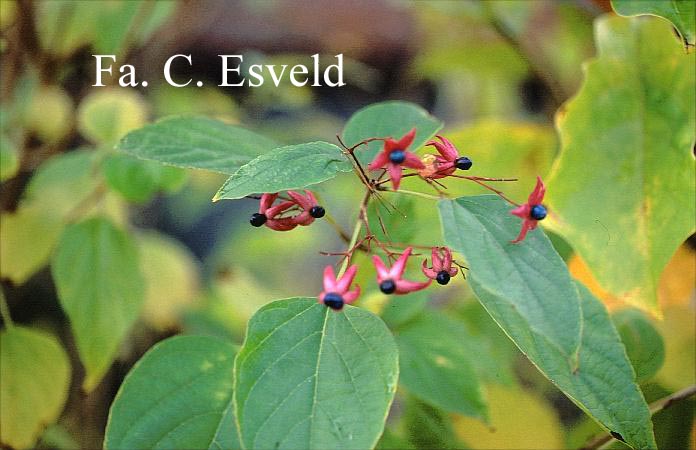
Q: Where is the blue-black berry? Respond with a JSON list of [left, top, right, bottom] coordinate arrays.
[[323, 292, 344, 310], [310, 205, 325, 218], [530, 204, 547, 221], [389, 150, 406, 164], [250, 213, 267, 227], [455, 156, 473, 170], [436, 271, 451, 285], [380, 279, 396, 294]]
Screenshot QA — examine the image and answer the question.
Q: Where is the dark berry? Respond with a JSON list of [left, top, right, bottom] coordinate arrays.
[[323, 292, 344, 310], [530, 204, 547, 221], [455, 156, 473, 170], [435, 270, 451, 285], [310, 206, 325, 218], [250, 213, 267, 227], [379, 279, 396, 294], [389, 150, 406, 164]]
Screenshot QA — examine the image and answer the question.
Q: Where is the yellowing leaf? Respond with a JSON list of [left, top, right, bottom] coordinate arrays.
[[77, 89, 148, 144], [452, 385, 564, 450], [139, 231, 200, 331], [0, 207, 63, 284], [0, 326, 71, 449], [546, 15, 696, 315], [570, 244, 696, 313]]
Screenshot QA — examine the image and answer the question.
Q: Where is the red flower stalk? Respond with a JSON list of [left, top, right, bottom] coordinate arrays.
[[421, 247, 458, 285], [367, 128, 425, 190], [420, 135, 472, 179], [510, 176, 547, 243], [319, 264, 361, 310], [372, 247, 432, 295]]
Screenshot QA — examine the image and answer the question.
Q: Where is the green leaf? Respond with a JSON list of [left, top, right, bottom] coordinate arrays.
[[51, 217, 145, 391], [0, 134, 19, 181], [612, 0, 695, 48], [105, 335, 239, 450], [341, 101, 443, 164], [396, 311, 487, 420], [547, 16, 695, 315], [439, 196, 655, 449], [117, 116, 278, 175], [612, 309, 665, 384], [92, 1, 141, 55], [0, 326, 71, 449], [213, 142, 351, 201], [403, 398, 465, 450], [103, 154, 187, 203], [234, 298, 399, 450], [439, 196, 582, 361]]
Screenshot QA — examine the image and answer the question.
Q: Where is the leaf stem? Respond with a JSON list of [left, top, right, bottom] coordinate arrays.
[[0, 290, 14, 328], [581, 384, 696, 450]]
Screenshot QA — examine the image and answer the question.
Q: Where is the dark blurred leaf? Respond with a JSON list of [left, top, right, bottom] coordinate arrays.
[[612, 309, 665, 384], [380, 290, 428, 329], [104, 335, 239, 449], [397, 311, 487, 420], [103, 154, 186, 203], [213, 142, 352, 200], [234, 298, 398, 449], [403, 397, 467, 450], [118, 116, 278, 174]]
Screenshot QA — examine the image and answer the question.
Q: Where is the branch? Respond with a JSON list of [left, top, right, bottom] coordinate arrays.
[[580, 384, 696, 450]]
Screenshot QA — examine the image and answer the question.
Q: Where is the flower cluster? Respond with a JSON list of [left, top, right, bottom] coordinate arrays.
[[249, 190, 325, 231], [368, 129, 474, 189], [247, 129, 548, 311]]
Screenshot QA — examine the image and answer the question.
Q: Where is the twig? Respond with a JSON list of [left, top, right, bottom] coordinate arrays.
[[580, 384, 696, 450]]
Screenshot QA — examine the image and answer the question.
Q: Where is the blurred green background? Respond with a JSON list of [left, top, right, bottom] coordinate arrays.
[[0, 1, 693, 449]]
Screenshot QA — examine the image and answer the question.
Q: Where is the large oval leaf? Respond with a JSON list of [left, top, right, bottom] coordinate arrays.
[[341, 101, 442, 164], [213, 142, 352, 201], [234, 298, 399, 450], [396, 311, 487, 421], [546, 16, 696, 315], [439, 195, 655, 449], [51, 217, 145, 391], [0, 326, 71, 449], [104, 335, 238, 450], [117, 116, 278, 175], [612, 0, 695, 48], [439, 196, 582, 361]]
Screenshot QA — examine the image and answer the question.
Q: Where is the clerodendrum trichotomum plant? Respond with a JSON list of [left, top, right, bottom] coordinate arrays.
[[2, 2, 695, 449], [97, 95, 671, 449]]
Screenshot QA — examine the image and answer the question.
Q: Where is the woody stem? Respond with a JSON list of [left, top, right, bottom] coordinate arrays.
[[337, 188, 372, 278]]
